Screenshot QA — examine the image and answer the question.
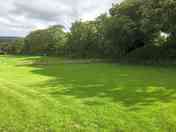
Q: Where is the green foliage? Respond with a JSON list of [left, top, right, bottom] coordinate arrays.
[[11, 38, 25, 54], [126, 44, 176, 64], [0, 37, 23, 54], [24, 25, 67, 55], [142, 0, 176, 44], [2, 0, 176, 62], [110, 0, 143, 21], [110, 0, 159, 48], [66, 21, 99, 58], [103, 16, 139, 57], [47, 25, 67, 55], [24, 29, 52, 54], [0, 43, 11, 54]]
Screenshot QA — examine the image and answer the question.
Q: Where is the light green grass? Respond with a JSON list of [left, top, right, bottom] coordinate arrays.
[[0, 55, 176, 132]]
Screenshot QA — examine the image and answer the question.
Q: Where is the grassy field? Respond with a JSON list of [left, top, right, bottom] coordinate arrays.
[[0, 55, 176, 132]]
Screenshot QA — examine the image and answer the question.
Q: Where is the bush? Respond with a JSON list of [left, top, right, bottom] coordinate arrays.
[[125, 44, 176, 64]]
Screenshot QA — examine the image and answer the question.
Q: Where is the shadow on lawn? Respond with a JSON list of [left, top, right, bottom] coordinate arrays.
[[18, 56, 176, 109]]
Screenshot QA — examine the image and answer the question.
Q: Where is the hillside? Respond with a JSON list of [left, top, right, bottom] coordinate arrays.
[[0, 37, 18, 43]]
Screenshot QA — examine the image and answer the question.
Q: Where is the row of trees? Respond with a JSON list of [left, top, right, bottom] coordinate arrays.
[[1, 0, 176, 60]]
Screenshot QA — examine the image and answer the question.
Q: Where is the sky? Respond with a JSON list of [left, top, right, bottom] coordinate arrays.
[[0, 0, 122, 37]]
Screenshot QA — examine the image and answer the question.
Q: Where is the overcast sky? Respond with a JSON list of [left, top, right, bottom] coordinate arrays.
[[0, 0, 122, 37]]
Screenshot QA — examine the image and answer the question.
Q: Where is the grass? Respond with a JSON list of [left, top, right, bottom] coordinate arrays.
[[0, 55, 176, 132]]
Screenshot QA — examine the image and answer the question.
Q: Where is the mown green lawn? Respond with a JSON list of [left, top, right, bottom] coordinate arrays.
[[0, 55, 176, 132]]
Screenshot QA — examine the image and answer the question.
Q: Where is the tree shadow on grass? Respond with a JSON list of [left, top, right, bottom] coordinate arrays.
[[17, 56, 176, 110]]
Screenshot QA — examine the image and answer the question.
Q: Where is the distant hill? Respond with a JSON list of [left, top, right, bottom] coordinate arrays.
[[0, 37, 18, 43]]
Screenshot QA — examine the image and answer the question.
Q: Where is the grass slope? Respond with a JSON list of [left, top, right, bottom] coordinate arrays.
[[0, 55, 176, 132]]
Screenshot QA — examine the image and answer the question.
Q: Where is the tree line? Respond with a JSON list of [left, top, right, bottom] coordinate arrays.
[[0, 0, 176, 61]]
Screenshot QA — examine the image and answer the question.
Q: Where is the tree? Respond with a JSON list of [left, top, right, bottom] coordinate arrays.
[[109, 0, 159, 52], [103, 16, 139, 57], [141, 0, 176, 45], [24, 29, 52, 55], [24, 25, 67, 55], [66, 21, 98, 58], [9, 38, 25, 54], [48, 25, 67, 55], [95, 13, 112, 57]]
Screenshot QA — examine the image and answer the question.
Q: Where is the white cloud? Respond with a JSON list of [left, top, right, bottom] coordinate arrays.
[[0, 0, 121, 36]]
